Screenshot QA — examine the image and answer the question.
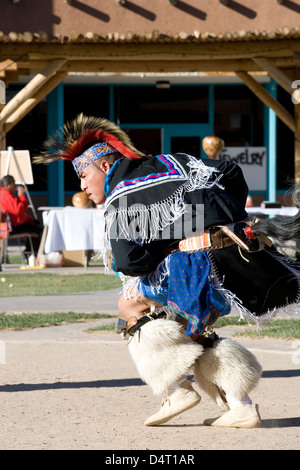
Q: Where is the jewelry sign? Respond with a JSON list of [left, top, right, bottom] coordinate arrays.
[[219, 147, 267, 191]]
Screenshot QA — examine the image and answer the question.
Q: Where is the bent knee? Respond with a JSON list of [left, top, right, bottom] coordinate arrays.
[[118, 294, 144, 322], [118, 293, 161, 323], [118, 295, 129, 318]]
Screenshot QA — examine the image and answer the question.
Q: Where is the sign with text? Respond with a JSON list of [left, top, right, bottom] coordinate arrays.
[[218, 147, 267, 191]]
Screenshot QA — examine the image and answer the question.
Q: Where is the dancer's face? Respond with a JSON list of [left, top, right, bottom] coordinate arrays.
[[79, 158, 111, 205]]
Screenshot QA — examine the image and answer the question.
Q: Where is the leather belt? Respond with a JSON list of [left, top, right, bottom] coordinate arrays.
[[209, 226, 236, 250], [179, 220, 272, 253], [179, 227, 235, 252]]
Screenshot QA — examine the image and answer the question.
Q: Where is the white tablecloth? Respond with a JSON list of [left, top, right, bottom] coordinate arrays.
[[41, 206, 297, 254], [42, 207, 105, 254], [247, 207, 298, 217]]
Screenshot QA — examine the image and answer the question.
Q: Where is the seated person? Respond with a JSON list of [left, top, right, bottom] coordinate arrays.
[[0, 175, 43, 259]]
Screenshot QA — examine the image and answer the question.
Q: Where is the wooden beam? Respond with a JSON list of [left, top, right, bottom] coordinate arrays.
[[0, 60, 18, 72], [0, 38, 299, 71], [0, 102, 5, 150], [26, 47, 296, 63], [61, 59, 266, 73], [18, 59, 267, 73], [0, 124, 5, 150], [5, 71, 67, 133], [295, 102, 300, 183], [235, 70, 296, 133], [14, 59, 279, 74], [0, 71, 20, 83], [16, 56, 298, 76], [253, 57, 296, 95], [20, 39, 299, 60], [0, 59, 66, 126], [0, 60, 19, 85]]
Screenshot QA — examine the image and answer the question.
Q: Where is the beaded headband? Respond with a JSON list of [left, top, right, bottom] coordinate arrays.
[[72, 142, 116, 177]]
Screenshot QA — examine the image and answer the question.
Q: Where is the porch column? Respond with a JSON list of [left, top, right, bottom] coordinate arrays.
[[265, 79, 277, 202], [47, 83, 64, 207]]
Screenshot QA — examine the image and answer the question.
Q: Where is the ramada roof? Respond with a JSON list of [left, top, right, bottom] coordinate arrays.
[[1, 26, 300, 44]]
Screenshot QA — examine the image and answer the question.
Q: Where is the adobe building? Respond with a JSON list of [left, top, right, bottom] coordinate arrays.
[[0, 0, 300, 209]]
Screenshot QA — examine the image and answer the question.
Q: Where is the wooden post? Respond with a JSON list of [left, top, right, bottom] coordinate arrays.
[[295, 102, 300, 184], [5, 72, 67, 132], [0, 102, 5, 149], [0, 85, 5, 151], [0, 126, 6, 150], [0, 59, 66, 127], [253, 57, 294, 95], [235, 70, 296, 133]]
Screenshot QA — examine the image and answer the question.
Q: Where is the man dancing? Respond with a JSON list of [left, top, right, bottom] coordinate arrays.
[[35, 114, 300, 428]]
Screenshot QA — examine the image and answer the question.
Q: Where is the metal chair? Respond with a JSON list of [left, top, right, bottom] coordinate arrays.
[[1, 212, 37, 265]]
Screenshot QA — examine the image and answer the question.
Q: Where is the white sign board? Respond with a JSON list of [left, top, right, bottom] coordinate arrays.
[[218, 147, 267, 192], [0, 150, 34, 184]]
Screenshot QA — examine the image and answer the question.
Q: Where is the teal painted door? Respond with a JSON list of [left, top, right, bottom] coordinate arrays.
[[163, 124, 213, 159]]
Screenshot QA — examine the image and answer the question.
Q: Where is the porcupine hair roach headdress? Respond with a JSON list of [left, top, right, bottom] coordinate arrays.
[[251, 184, 300, 246], [34, 114, 145, 175]]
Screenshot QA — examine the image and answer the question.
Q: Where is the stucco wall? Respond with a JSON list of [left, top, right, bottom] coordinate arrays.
[[1, 0, 300, 36]]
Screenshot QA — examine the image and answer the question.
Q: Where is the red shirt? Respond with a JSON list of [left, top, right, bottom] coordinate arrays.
[[0, 187, 34, 226]]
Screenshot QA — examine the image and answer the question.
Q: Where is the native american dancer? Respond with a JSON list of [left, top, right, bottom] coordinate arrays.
[[35, 114, 300, 428]]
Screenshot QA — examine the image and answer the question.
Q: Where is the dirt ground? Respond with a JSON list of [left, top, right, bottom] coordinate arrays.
[[0, 320, 300, 451]]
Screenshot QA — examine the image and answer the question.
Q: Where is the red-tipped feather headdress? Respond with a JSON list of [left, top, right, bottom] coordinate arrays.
[[34, 114, 145, 165]]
